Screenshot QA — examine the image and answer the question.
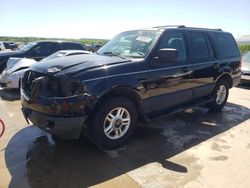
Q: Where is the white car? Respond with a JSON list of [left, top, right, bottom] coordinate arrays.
[[241, 51, 250, 83], [0, 58, 36, 88], [0, 50, 91, 89]]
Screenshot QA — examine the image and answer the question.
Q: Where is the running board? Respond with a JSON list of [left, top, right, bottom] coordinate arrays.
[[141, 96, 213, 123]]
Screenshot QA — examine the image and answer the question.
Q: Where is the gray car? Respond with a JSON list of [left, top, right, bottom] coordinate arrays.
[[0, 50, 91, 89], [241, 51, 250, 83]]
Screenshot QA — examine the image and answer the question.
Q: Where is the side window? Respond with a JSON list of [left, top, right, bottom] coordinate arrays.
[[209, 32, 240, 58], [188, 32, 210, 60], [158, 31, 186, 61], [33, 43, 59, 57]]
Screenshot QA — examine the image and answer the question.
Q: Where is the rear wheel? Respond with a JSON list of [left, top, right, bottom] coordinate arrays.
[[207, 79, 229, 111], [88, 97, 138, 150]]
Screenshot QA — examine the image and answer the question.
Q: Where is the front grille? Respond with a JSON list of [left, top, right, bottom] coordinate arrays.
[[22, 70, 45, 97], [22, 70, 84, 99]]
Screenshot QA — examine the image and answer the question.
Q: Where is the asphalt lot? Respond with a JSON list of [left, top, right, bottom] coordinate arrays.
[[0, 85, 250, 188]]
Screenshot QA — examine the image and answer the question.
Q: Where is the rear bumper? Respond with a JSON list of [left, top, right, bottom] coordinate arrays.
[[22, 107, 86, 139]]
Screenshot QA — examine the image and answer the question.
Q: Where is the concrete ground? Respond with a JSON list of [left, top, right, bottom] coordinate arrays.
[[0, 85, 249, 188]]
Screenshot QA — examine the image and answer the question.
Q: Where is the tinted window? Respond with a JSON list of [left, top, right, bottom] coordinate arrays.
[[32, 42, 60, 57], [188, 32, 210, 60], [60, 43, 84, 50], [209, 32, 240, 58], [158, 31, 186, 61]]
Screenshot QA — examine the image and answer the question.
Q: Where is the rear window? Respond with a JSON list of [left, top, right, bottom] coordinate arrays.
[[209, 32, 240, 58], [60, 43, 84, 50]]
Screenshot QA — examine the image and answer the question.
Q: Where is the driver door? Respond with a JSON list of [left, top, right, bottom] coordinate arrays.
[[146, 30, 192, 112]]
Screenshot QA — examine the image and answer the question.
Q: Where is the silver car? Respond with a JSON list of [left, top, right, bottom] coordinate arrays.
[[0, 50, 91, 89], [241, 51, 250, 83]]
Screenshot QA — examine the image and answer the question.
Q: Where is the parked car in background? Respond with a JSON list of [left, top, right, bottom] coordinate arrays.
[[0, 58, 36, 89], [42, 50, 91, 61], [241, 51, 250, 83], [88, 44, 103, 52], [0, 42, 18, 51], [21, 26, 241, 150], [0, 40, 86, 74], [0, 50, 91, 89]]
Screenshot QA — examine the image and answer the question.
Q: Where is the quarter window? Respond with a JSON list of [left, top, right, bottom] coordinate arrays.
[[209, 32, 240, 58], [188, 32, 210, 60]]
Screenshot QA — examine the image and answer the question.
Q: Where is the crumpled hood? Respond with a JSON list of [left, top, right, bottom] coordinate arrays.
[[6, 58, 37, 74], [30, 54, 131, 75]]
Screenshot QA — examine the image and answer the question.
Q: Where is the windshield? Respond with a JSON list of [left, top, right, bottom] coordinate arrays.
[[19, 42, 37, 52], [243, 51, 250, 63], [98, 30, 161, 58]]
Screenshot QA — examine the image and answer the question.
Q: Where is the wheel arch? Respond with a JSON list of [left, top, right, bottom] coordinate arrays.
[[90, 86, 142, 115], [215, 73, 233, 88]]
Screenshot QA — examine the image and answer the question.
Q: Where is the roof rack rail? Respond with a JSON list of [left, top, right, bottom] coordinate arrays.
[[183, 27, 223, 31], [153, 25, 222, 31], [153, 25, 186, 28]]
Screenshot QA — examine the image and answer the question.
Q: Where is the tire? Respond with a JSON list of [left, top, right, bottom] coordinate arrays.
[[88, 97, 138, 150], [207, 79, 229, 111]]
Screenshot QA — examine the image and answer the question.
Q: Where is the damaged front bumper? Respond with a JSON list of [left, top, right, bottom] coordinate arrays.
[[21, 88, 90, 139], [20, 70, 94, 139], [22, 107, 86, 139]]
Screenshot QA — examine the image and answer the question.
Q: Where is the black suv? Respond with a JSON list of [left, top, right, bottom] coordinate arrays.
[[21, 26, 241, 150], [0, 40, 85, 73]]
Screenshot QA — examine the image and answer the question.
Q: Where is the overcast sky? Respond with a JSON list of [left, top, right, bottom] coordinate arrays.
[[0, 0, 249, 39]]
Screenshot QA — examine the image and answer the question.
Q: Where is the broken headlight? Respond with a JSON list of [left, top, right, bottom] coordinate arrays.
[[59, 79, 86, 97]]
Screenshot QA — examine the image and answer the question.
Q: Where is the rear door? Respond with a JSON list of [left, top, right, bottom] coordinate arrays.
[[146, 30, 192, 112], [187, 31, 217, 99]]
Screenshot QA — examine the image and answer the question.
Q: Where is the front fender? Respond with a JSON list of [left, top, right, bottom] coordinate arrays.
[[83, 75, 146, 100]]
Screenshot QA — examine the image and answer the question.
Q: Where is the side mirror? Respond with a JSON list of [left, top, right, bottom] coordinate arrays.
[[157, 48, 178, 63]]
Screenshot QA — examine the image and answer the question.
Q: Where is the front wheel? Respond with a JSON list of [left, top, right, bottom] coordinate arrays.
[[207, 79, 229, 111], [88, 97, 138, 150]]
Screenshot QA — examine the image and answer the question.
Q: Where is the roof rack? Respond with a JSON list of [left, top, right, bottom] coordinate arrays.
[[153, 25, 186, 29], [153, 25, 222, 31], [184, 27, 222, 31]]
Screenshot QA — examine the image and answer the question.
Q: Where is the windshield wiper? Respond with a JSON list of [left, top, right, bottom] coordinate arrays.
[[102, 51, 126, 59]]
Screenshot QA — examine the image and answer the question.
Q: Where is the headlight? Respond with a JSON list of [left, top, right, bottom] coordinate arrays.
[[59, 80, 85, 97]]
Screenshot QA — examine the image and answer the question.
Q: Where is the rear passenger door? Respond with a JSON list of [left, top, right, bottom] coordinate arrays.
[[147, 30, 192, 112], [187, 31, 217, 99]]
